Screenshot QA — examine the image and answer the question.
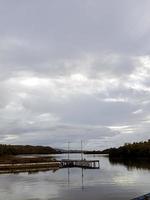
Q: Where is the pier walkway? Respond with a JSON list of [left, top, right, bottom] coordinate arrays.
[[61, 159, 100, 169]]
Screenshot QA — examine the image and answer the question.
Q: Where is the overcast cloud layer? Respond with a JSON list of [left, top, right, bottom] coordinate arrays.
[[0, 0, 150, 150]]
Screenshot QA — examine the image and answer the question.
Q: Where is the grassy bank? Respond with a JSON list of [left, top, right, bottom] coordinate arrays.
[[0, 155, 61, 173], [0, 155, 56, 164]]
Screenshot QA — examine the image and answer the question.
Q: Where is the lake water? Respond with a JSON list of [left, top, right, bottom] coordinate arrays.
[[0, 154, 149, 200]]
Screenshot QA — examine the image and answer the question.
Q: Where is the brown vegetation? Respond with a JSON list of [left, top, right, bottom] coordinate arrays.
[[0, 155, 60, 173]]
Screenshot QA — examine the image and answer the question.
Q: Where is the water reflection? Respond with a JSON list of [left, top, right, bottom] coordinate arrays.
[[0, 154, 149, 200], [67, 167, 85, 190], [0, 167, 59, 175], [109, 157, 150, 171]]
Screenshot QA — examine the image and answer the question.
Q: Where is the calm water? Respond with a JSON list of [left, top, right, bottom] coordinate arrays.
[[0, 154, 149, 200]]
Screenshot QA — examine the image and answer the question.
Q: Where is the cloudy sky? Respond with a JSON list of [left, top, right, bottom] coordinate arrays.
[[0, 0, 150, 150]]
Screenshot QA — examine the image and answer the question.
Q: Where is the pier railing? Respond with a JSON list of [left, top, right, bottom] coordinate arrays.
[[61, 159, 100, 169]]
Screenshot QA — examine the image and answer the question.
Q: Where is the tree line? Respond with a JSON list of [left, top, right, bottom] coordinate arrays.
[[0, 144, 58, 156], [108, 140, 150, 158]]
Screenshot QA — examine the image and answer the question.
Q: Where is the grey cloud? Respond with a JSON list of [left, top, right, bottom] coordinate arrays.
[[0, 0, 150, 149], [0, 0, 150, 75]]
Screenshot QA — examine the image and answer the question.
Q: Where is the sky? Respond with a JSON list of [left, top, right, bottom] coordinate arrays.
[[0, 0, 150, 150]]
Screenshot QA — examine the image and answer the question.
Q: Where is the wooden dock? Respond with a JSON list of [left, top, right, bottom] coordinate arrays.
[[131, 193, 150, 200], [61, 159, 100, 169]]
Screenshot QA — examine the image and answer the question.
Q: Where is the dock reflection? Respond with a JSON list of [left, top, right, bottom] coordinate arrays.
[[67, 167, 85, 190]]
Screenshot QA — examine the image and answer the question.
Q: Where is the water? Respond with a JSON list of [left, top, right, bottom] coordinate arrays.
[[0, 154, 149, 200]]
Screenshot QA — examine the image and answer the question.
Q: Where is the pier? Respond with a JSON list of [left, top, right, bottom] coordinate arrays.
[[61, 159, 100, 169], [61, 141, 100, 169]]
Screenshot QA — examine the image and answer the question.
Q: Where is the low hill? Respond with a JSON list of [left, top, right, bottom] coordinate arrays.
[[0, 144, 59, 156], [108, 140, 150, 158]]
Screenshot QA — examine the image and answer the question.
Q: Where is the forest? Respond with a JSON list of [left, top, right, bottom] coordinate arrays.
[[108, 140, 150, 158]]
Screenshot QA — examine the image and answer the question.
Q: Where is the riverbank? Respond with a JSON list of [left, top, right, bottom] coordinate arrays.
[[0, 155, 60, 174], [0, 155, 56, 164]]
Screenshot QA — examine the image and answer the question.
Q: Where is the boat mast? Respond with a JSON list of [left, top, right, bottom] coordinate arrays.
[[68, 141, 70, 160], [81, 140, 83, 160]]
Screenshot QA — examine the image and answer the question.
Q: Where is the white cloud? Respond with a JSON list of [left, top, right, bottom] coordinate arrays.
[[133, 109, 143, 115]]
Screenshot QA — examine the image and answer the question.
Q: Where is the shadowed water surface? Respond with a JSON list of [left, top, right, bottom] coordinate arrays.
[[0, 154, 149, 200]]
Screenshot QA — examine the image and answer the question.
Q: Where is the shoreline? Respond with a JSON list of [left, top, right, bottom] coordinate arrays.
[[0, 155, 61, 174], [0, 161, 61, 174]]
